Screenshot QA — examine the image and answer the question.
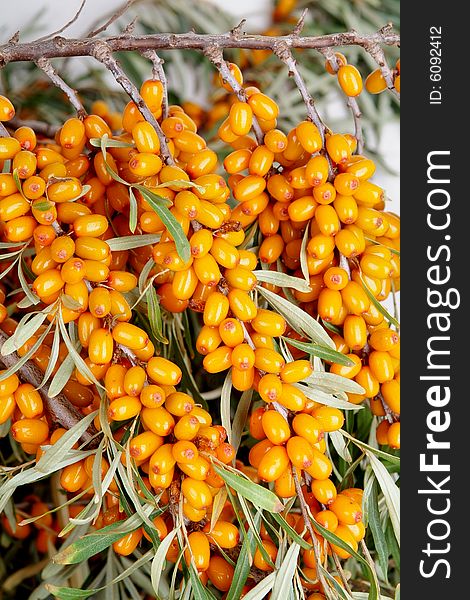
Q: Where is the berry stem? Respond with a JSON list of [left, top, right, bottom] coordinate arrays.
[[35, 58, 87, 119], [0, 329, 99, 446], [141, 49, 169, 120]]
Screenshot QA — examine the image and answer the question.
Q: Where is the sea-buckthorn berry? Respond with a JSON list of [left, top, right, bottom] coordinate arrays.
[[249, 439, 274, 469], [173, 412, 201, 440], [287, 196, 316, 222], [369, 327, 400, 352], [129, 431, 162, 461], [355, 366, 380, 398], [330, 494, 363, 524], [249, 145, 274, 177], [224, 148, 252, 174], [387, 421, 400, 448], [340, 281, 370, 315], [0, 374, 20, 397], [257, 445, 289, 482], [11, 418, 49, 444], [0, 192, 30, 222], [108, 395, 142, 421], [312, 406, 345, 433], [182, 478, 213, 510], [330, 525, 358, 559], [5, 215, 36, 241], [72, 214, 108, 238], [374, 419, 390, 444], [0, 95, 15, 121], [145, 357, 182, 386], [381, 378, 400, 414], [305, 155, 329, 187], [112, 529, 143, 557], [258, 205, 280, 236], [83, 114, 112, 138], [323, 267, 349, 291], [365, 68, 387, 94], [346, 521, 366, 542], [253, 539, 278, 571], [254, 348, 285, 373], [88, 328, 114, 364], [325, 51, 347, 74], [141, 406, 175, 438], [287, 436, 315, 469], [353, 181, 384, 207], [111, 322, 148, 351], [209, 238, 240, 270], [248, 92, 279, 121], [14, 383, 43, 419], [292, 413, 324, 445], [179, 456, 210, 481], [190, 229, 213, 259], [228, 289, 257, 321], [203, 345, 232, 373], [259, 233, 285, 265], [140, 79, 164, 111], [59, 257, 85, 284], [131, 121, 160, 154], [314, 204, 340, 236], [32, 198, 58, 226], [326, 134, 351, 164], [128, 152, 162, 177], [334, 229, 362, 258], [59, 117, 85, 149], [107, 291, 131, 323], [193, 254, 221, 287], [334, 172, 360, 196], [369, 350, 394, 383], [74, 237, 109, 262], [173, 130, 206, 153], [231, 343, 256, 371], [203, 521, 240, 551], [229, 101, 253, 136], [203, 291, 229, 327], [171, 268, 198, 302], [78, 313, 101, 350], [0, 174, 19, 197], [0, 137, 21, 159], [278, 383, 307, 412], [267, 173, 294, 202], [32, 269, 64, 299], [0, 395, 16, 424], [87, 287, 110, 319], [313, 182, 337, 206], [59, 460, 88, 493], [172, 440, 199, 464], [257, 373, 282, 403], [149, 444, 176, 477], [394, 75, 400, 93], [311, 478, 337, 505], [185, 149, 218, 179], [295, 120, 323, 154], [12, 150, 37, 178], [264, 128, 288, 153], [317, 288, 343, 323], [182, 498, 206, 522], [346, 157, 376, 180], [251, 311, 285, 339], [122, 366, 146, 397], [185, 531, 210, 572], [333, 194, 358, 224], [224, 266, 257, 291], [165, 392, 194, 417], [304, 448, 332, 481], [343, 315, 368, 350], [261, 409, 291, 445], [280, 360, 313, 383], [315, 510, 339, 532], [337, 64, 363, 96], [139, 385, 165, 409], [233, 174, 266, 203], [196, 325, 222, 356]]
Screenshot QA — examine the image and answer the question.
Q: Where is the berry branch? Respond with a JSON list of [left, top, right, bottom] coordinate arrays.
[[0, 330, 98, 446], [35, 58, 87, 119]]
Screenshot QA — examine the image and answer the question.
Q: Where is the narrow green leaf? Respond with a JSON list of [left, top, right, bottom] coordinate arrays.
[[367, 452, 400, 546], [38, 324, 60, 388], [48, 354, 75, 397], [330, 430, 352, 462], [281, 336, 354, 366], [300, 225, 310, 283], [151, 527, 180, 597], [254, 271, 312, 292], [1, 311, 47, 356], [364, 236, 400, 256], [271, 513, 311, 550], [226, 524, 256, 600], [257, 286, 334, 349], [367, 480, 390, 580], [189, 565, 218, 600], [231, 388, 252, 452], [242, 572, 276, 600], [340, 430, 400, 466], [295, 384, 363, 411], [214, 466, 284, 513], [271, 542, 300, 598], [129, 187, 138, 233], [304, 372, 366, 394], [89, 137, 134, 148], [147, 284, 168, 344], [17, 256, 40, 305], [156, 179, 205, 193], [46, 586, 98, 599], [106, 234, 162, 251], [358, 272, 400, 328], [137, 187, 191, 262], [220, 370, 233, 443]]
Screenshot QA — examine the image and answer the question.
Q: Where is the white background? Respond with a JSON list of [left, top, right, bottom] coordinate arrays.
[[0, 0, 399, 212]]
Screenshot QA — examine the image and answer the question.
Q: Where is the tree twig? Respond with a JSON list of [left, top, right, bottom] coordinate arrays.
[[87, 0, 138, 38], [204, 46, 264, 145], [35, 57, 86, 119], [0, 29, 400, 64], [0, 330, 98, 446], [332, 552, 354, 595], [92, 41, 174, 165], [32, 0, 88, 44], [141, 49, 169, 119], [293, 469, 335, 600]]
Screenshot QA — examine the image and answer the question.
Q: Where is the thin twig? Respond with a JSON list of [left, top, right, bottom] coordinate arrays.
[[0, 330, 98, 446], [141, 49, 169, 119], [318, 48, 364, 154], [204, 46, 264, 145], [360, 539, 382, 592], [35, 57, 86, 119], [273, 42, 327, 142], [92, 41, 174, 165], [332, 552, 354, 595], [293, 469, 335, 600], [292, 8, 308, 36], [87, 0, 138, 38], [33, 0, 88, 44], [7, 117, 60, 138]]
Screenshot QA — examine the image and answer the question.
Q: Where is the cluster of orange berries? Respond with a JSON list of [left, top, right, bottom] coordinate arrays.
[[0, 44, 398, 593]]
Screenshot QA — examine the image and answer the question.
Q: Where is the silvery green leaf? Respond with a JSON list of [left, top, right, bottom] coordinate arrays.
[[241, 572, 276, 600], [18, 256, 40, 305], [330, 430, 352, 462], [295, 383, 363, 411], [340, 430, 400, 466], [367, 451, 400, 546], [271, 543, 300, 599], [254, 271, 312, 293], [151, 528, 180, 598], [89, 137, 134, 148], [257, 286, 334, 349], [221, 370, 233, 443], [48, 354, 75, 397], [300, 225, 310, 283], [106, 234, 162, 251], [304, 372, 365, 394], [1, 311, 47, 356], [129, 187, 138, 233], [231, 389, 252, 452], [38, 324, 61, 388]]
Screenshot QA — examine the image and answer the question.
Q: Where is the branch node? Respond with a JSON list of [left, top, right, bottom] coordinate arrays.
[[8, 31, 20, 45], [231, 19, 246, 38]]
